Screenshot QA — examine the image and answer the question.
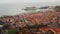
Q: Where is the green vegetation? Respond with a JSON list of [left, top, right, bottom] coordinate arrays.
[[55, 6, 60, 9], [8, 28, 17, 34]]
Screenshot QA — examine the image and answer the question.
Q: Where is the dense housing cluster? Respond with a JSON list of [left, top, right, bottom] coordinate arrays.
[[0, 6, 60, 34]]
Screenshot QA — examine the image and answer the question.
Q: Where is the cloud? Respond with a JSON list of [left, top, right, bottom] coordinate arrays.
[[0, 0, 33, 4], [34, 0, 60, 2], [0, 0, 60, 16], [0, 0, 59, 4]]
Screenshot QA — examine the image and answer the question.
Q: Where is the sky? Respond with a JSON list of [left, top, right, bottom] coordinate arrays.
[[0, 0, 60, 16]]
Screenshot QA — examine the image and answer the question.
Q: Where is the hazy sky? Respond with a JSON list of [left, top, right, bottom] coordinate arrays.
[[0, 0, 60, 16]]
